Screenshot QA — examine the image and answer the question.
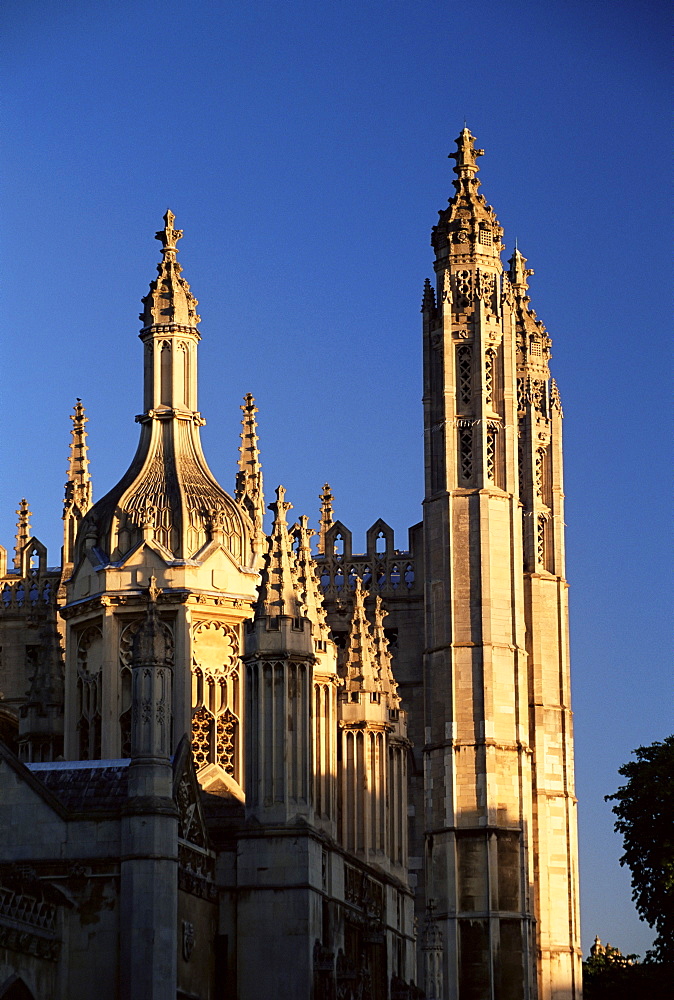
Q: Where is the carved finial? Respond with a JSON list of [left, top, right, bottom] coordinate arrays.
[[155, 209, 183, 261], [318, 483, 334, 555], [14, 498, 31, 570], [449, 126, 484, 192]]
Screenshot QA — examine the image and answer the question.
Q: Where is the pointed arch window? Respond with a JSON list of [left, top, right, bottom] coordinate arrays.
[[191, 621, 240, 780]]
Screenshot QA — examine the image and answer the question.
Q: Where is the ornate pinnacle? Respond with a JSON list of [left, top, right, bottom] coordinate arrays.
[[317, 483, 334, 556], [449, 127, 484, 191], [509, 247, 534, 292], [155, 209, 183, 261], [14, 498, 31, 570]]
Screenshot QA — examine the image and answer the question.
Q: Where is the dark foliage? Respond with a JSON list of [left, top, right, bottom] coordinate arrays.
[[582, 946, 674, 999], [606, 735, 674, 961]]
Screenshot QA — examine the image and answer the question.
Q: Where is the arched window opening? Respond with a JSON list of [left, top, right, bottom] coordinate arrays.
[[160, 341, 171, 406]]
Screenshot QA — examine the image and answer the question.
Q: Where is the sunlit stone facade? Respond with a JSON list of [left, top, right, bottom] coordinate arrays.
[[0, 131, 580, 999]]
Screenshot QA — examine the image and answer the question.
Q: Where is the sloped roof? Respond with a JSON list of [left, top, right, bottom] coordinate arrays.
[[27, 759, 130, 813]]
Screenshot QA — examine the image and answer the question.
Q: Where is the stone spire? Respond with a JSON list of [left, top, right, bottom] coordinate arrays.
[[74, 213, 248, 567], [13, 499, 30, 570], [63, 399, 93, 570], [235, 393, 265, 555], [255, 486, 303, 620], [18, 617, 65, 763], [317, 483, 334, 555]]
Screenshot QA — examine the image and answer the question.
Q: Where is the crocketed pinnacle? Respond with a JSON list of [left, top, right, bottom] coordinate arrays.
[[344, 579, 380, 694], [317, 483, 334, 555], [292, 515, 330, 643], [139, 210, 201, 329], [235, 394, 265, 547], [64, 399, 92, 516], [13, 499, 31, 570], [372, 597, 401, 709], [255, 486, 304, 619]]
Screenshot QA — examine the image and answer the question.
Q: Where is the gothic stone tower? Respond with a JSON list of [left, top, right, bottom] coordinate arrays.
[[421, 129, 581, 999]]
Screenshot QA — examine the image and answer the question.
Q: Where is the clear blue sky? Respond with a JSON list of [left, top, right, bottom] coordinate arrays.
[[2, 0, 671, 958]]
